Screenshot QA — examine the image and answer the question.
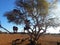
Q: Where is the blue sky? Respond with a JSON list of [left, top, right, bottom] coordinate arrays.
[[0, 0, 15, 32], [0, 0, 60, 33], [0, 0, 23, 32]]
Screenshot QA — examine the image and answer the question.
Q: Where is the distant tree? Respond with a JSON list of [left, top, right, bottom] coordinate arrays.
[[4, 0, 59, 45], [13, 26, 18, 33]]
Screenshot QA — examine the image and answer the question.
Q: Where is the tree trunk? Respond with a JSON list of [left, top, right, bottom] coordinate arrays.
[[28, 38, 39, 45]]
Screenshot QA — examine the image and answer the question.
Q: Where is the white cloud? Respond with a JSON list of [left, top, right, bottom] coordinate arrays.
[[47, 3, 60, 33]]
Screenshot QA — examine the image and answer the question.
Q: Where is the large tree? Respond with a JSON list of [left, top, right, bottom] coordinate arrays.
[[4, 0, 59, 45]]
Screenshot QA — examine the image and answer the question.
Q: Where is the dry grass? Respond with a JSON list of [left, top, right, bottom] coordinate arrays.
[[0, 34, 60, 45], [0, 34, 29, 45]]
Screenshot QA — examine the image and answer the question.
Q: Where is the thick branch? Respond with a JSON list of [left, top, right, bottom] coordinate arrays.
[[36, 25, 48, 41]]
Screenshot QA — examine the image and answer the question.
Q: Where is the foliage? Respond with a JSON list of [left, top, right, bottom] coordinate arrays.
[[4, 0, 59, 45]]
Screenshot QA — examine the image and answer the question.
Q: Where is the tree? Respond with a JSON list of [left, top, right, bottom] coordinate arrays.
[[13, 26, 18, 33], [4, 0, 59, 45], [0, 21, 10, 33]]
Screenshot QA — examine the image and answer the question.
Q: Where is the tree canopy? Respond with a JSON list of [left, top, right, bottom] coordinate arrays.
[[4, 0, 59, 45]]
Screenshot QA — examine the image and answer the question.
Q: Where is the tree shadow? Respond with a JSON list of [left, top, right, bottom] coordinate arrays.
[[12, 38, 41, 45]]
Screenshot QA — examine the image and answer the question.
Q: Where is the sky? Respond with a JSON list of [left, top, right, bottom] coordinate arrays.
[[0, 0, 60, 33], [0, 0, 23, 32]]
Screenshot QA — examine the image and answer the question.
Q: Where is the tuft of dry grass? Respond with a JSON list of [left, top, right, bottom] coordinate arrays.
[[0, 34, 60, 45]]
